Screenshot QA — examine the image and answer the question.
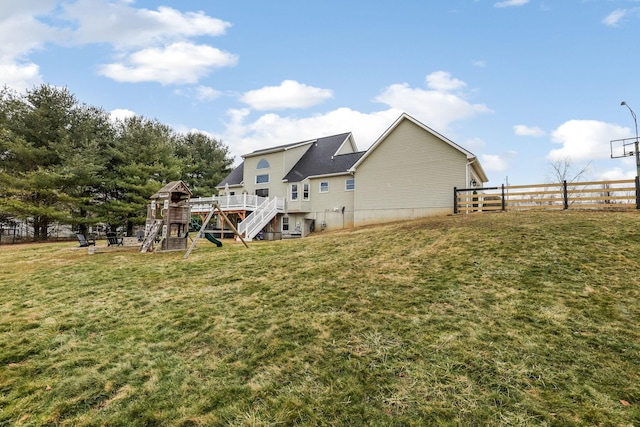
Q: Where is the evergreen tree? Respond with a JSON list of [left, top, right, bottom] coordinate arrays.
[[62, 105, 115, 235], [0, 85, 85, 240], [0, 85, 234, 241], [175, 132, 233, 197], [99, 115, 181, 235]]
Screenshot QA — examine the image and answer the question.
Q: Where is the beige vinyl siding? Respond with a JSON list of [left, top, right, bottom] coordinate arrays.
[[243, 148, 303, 198], [294, 174, 356, 230], [286, 182, 306, 213], [334, 135, 357, 156], [354, 119, 467, 224], [282, 144, 312, 178]]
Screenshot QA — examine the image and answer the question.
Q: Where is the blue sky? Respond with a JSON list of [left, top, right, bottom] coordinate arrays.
[[2, 0, 640, 185]]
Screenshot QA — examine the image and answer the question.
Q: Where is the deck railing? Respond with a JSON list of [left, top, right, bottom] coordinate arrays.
[[189, 194, 285, 213]]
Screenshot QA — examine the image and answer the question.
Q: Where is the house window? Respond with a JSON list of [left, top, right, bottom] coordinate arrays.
[[345, 178, 355, 191], [303, 183, 310, 200], [282, 217, 289, 231], [291, 184, 298, 201], [256, 174, 269, 184], [257, 159, 270, 169], [255, 188, 269, 197], [320, 181, 329, 193]]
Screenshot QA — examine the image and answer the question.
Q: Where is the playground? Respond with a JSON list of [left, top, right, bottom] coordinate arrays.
[[71, 180, 248, 256]]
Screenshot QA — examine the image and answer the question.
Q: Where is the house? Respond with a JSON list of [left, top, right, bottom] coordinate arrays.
[[349, 113, 488, 226], [195, 113, 488, 239]]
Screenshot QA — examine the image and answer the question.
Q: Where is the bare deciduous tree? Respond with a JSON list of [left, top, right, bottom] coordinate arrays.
[[546, 158, 592, 207], [547, 157, 591, 184]]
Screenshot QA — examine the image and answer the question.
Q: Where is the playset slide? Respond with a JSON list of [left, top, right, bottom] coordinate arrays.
[[190, 219, 222, 247]]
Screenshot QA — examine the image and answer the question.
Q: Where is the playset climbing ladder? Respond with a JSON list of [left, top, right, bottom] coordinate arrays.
[[140, 219, 163, 253]]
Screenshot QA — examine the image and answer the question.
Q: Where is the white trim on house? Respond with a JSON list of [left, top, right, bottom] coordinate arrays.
[[242, 140, 315, 158], [333, 133, 359, 156], [305, 171, 354, 180], [345, 178, 355, 191]]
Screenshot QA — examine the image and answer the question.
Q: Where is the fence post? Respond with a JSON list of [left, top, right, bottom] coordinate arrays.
[[563, 180, 569, 209], [501, 184, 506, 211], [453, 187, 458, 214], [636, 176, 640, 209]]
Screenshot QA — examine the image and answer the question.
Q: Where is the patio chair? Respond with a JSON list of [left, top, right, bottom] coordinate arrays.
[[76, 233, 96, 247], [106, 232, 123, 246]]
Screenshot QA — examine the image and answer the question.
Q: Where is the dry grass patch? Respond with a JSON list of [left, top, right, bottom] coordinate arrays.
[[1, 211, 639, 426]]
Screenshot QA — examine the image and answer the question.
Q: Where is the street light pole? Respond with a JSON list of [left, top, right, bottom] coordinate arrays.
[[621, 101, 640, 178]]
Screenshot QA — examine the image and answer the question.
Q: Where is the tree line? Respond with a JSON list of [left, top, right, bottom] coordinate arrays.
[[0, 84, 234, 241]]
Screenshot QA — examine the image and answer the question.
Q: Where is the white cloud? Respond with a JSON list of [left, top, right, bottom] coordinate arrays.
[[98, 42, 238, 84], [514, 124, 546, 137], [0, 62, 43, 91], [195, 86, 222, 101], [222, 72, 493, 164], [479, 151, 517, 173], [174, 86, 223, 101], [426, 71, 467, 92], [241, 80, 334, 110], [374, 71, 492, 131], [598, 166, 636, 181], [0, 1, 63, 89], [547, 120, 629, 162], [109, 108, 136, 121], [494, 0, 529, 8], [0, 1, 237, 87], [481, 154, 511, 171], [61, 1, 232, 48], [222, 108, 401, 161], [603, 9, 630, 26], [472, 60, 487, 68]]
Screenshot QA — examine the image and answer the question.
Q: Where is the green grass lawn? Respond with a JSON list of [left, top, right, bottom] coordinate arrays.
[[1, 211, 639, 426]]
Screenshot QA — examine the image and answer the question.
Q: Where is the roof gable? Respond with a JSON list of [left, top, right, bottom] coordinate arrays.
[[350, 113, 488, 182], [151, 180, 192, 199], [283, 133, 364, 182]]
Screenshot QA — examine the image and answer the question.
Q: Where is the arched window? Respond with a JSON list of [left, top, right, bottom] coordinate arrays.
[[257, 159, 270, 169]]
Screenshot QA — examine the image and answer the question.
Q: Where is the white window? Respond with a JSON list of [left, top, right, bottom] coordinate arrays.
[[345, 178, 355, 191], [256, 174, 269, 184], [256, 159, 270, 169], [282, 217, 289, 231], [291, 184, 298, 201], [320, 181, 329, 193], [303, 183, 310, 200]]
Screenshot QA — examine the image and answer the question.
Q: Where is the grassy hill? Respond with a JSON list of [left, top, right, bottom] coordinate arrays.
[[1, 211, 639, 426]]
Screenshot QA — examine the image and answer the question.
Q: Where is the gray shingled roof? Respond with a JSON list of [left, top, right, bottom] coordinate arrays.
[[216, 161, 244, 187], [283, 133, 365, 182], [216, 133, 364, 188]]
